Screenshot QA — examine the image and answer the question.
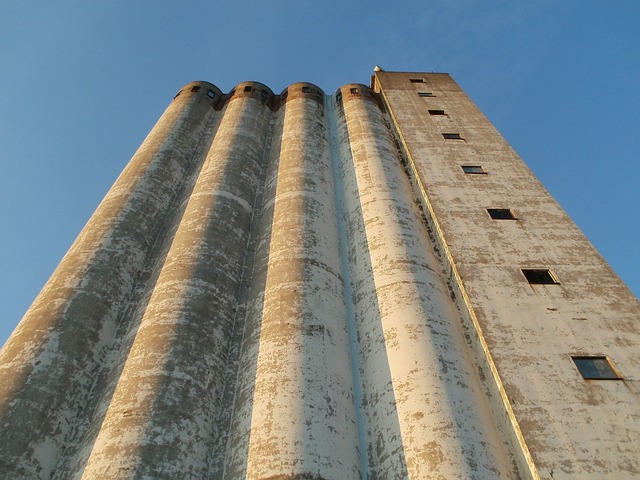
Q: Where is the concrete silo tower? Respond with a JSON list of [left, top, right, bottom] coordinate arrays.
[[1, 71, 638, 479]]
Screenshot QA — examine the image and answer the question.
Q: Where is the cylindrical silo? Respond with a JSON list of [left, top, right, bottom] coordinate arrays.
[[0, 82, 222, 479], [76, 83, 275, 479], [336, 84, 515, 479], [224, 83, 361, 479]]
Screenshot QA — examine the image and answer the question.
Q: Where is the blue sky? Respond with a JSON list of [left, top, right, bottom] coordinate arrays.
[[1, 1, 639, 345]]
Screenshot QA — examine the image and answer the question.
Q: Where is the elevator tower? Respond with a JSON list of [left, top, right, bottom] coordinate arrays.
[[1, 71, 638, 479]]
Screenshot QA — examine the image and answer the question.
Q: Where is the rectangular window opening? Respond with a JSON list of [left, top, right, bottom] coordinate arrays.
[[418, 92, 435, 97], [487, 208, 517, 220], [410, 78, 424, 83], [522, 269, 559, 285], [302, 86, 311, 93], [191, 86, 201, 92], [350, 87, 360, 94], [244, 86, 253, 92], [462, 165, 486, 174], [428, 109, 446, 115], [442, 133, 463, 140], [206, 90, 216, 98], [572, 356, 621, 380]]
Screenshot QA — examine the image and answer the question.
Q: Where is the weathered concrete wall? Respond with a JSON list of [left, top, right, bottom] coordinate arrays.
[[224, 83, 361, 480], [374, 71, 640, 479], [1, 72, 638, 479], [337, 84, 516, 479], [0, 81, 221, 478], [74, 82, 273, 479]]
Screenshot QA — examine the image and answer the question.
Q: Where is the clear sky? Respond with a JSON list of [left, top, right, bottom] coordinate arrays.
[[1, 1, 638, 346]]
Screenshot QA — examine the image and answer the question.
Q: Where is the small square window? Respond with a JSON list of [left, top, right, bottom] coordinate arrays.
[[428, 109, 446, 115], [191, 86, 201, 92], [206, 90, 216, 98], [350, 88, 359, 94], [522, 269, 559, 285], [572, 356, 621, 380], [462, 165, 486, 174], [244, 86, 253, 92], [487, 208, 517, 220], [302, 86, 311, 93], [442, 133, 463, 140], [410, 78, 424, 83], [418, 92, 435, 97]]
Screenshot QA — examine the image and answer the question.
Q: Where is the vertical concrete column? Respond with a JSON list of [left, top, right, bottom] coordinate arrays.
[[226, 84, 360, 480], [337, 85, 515, 479], [77, 83, 274, 479], [0, 82, 221, 479]]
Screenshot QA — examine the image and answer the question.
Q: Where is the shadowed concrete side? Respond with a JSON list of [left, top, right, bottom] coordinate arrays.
[[0, 82, 221, 479], [76, 83, 273, 479]]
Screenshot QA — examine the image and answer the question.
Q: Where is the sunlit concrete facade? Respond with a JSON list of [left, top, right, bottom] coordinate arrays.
[[1, 71, 638, 479]]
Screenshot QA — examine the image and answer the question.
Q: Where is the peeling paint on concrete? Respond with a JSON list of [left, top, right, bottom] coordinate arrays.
[[373, 71, 640, 479], [336, 83, 515, 480], [1, 73, 638, 479]]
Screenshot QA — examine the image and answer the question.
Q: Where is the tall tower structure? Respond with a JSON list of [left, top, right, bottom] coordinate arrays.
[[0, 71, 638, 479]]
